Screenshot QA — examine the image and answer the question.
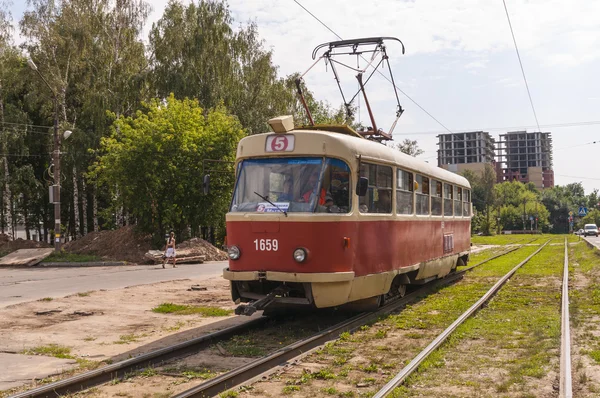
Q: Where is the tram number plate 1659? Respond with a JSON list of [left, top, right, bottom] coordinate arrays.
[[254, 239, 279, 251]]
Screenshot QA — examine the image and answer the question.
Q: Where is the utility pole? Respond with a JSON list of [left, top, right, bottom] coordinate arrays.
[[28, 59, 62, 252], [523, 198, 526, 231]]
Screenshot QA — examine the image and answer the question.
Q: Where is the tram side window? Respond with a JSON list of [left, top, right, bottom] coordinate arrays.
[[454, 186, 463, 216], [463, 189, 471, 217], [359, 163, 392, 214], [431, 179, 442, 216], [444, 183, 453, 216], [415, 174, 430, 215], [396, 168, 413, 215]]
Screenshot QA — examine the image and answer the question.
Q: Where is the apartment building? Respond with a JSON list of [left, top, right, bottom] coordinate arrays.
[[496, 131, 554, 189], [437, 131, 496, 175]]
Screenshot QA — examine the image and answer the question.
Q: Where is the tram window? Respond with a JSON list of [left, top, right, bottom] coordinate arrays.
[[318, 158, 351, 213], [454, 186, 463, 217], [415, 174, 430, 215], [396, 169, 413, 215], [444, 183, 453, 216], [359, 163, 392, 213], [230, 157, 350, 214], [431, 179, 442, 216], [463, 189, 471, 217]]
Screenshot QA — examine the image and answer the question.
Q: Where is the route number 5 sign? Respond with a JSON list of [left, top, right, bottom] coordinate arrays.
[[265, 135, 295, 152]]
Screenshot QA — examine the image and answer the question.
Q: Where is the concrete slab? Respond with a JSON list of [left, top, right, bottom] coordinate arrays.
[[0, 352, 77, 390], [0, 248, 54, 267]]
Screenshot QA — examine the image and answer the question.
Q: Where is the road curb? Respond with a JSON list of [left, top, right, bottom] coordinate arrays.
[[38, 261, 129, 267]]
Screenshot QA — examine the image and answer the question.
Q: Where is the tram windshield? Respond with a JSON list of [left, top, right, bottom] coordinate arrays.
[[230, 157, 351, 214]]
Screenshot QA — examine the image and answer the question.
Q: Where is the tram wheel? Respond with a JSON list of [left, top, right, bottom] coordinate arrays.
[[397, 284, 407, 298]]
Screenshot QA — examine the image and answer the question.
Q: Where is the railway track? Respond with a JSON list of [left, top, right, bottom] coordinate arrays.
[[12, 244, 521, 398], [10, 317, 271, 398], [171, 245, 524, 398], [372, 239, 574, 397]]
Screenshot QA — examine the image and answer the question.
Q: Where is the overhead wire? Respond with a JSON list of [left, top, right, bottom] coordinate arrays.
[[396, 120, 600, 136], [502, 0, 541, 133], [291, 0, 454, 134]]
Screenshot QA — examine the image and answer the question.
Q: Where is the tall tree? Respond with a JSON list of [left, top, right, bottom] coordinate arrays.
[[20, 0, 151, 238], [149, 0, 292, 135], [387, 139, 424, 157], [90, 95, 244, 244]]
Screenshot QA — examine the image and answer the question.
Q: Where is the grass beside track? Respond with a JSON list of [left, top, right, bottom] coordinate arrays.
[[391, 242, 563, 397], [568, 240, 600, 395], [152, 303, 233, 317]]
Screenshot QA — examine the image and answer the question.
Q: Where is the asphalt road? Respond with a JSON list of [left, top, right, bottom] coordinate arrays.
[[584, 234, 600, 248], [0, 261, 227, 308]]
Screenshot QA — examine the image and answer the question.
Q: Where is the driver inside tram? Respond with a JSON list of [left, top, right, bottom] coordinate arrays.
[[299, 170, 326, 205]]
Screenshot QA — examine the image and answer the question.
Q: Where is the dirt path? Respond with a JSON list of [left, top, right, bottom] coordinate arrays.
[[0, 275, 239, 394]]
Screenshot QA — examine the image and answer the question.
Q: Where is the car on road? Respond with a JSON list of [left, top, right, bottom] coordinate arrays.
[[575, 229, 584, 235], [584, 224, 599, 237]]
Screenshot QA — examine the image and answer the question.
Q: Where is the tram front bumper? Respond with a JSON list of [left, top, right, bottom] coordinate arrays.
[[222, 268, 355, 283], [224, 268, 356, 309]]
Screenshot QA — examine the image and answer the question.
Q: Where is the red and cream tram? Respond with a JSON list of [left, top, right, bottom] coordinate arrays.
[[223, 116, 471, 315]]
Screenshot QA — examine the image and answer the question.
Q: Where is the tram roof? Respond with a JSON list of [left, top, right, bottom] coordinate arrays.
[[237, 129, 471, 189]]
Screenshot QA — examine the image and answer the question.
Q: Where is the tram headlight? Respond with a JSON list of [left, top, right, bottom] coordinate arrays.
[[228, 245, 241, 260], [293, 248, 307, 263]]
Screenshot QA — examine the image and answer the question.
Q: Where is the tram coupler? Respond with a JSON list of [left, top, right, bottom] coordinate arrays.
[[235, 291, 276, 316], [234, 286, 290, 316]]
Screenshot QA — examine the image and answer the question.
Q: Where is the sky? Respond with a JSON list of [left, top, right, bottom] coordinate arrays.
[[7, 0, 600, 194]]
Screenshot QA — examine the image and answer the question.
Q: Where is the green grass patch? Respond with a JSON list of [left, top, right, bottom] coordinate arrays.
[[22, 344, 73, 359], [152, 303, 232, 317], [283, 385, 301, 394], [38, 297, 53, 302], [114, 333, 144, 344], [471, 234, 535, 246], [392, 243, 563, 396], [44, 251, 102, 262], [218, 391, 239, 398], [77, 291, 94, 297]]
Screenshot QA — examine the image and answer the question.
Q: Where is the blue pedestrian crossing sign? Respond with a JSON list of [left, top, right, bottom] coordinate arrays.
[[578, 206, 588, 216]]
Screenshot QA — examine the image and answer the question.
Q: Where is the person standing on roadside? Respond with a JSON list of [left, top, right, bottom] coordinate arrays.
[[162, 231, 177, 268]]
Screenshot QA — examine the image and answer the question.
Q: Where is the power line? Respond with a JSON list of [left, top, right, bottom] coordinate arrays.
[[555, 140, 599, 152], [0, 121, 53, 129], [0, 153, 43, 157], [291, 0, 454, 134], [396, 120, 600, 136], [556, 174, 600, 182], [502, 0, 541, 133]]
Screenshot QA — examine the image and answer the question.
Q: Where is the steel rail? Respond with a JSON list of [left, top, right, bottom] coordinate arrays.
[[10, 317, 269, 398], [173, 244, 527, 398], [171, 274, 464, 398], [372, 240, 550, 398], [560, 238, 573, 398]]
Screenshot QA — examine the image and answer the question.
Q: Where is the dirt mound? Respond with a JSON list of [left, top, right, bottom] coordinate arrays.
[[0, 234, 51, 254], [63, 226, 152, 264], [177, 237, 228, 261]]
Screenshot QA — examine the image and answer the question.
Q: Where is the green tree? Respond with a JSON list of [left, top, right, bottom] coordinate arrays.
[[90, 94, 243, 244], [149, 0, 291, 135], [387, 139, 423, 157], [20, 0, 152, 237], [581, 209, 600, 228], [493, 181, 549, 232], [462, 164, 496, 235]]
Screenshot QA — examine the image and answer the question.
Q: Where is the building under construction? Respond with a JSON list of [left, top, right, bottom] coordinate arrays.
[[437, 131, 496, 175], [496, 131, 554, 189]]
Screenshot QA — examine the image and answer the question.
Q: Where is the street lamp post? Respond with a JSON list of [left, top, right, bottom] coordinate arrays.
[[27, 59, 62, 252]]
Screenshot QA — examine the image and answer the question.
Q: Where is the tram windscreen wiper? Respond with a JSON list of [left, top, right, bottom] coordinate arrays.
[[253, 192, 288, 217]]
